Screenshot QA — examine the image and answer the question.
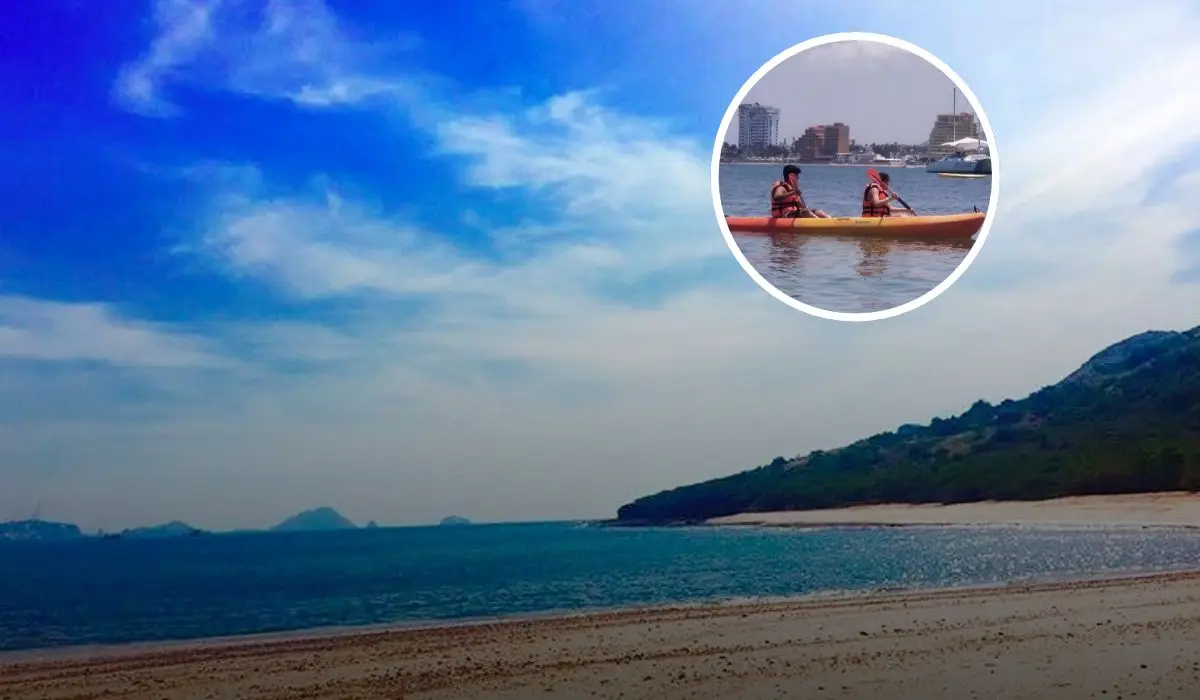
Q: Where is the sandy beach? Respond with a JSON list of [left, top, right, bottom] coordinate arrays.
[[4, 571, 1200, 699], [707, 492, 1200, 529]]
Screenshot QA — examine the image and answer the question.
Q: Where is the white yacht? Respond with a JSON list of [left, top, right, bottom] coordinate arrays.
[[925, 88, 991, 175], [927, 147, 991, 175]]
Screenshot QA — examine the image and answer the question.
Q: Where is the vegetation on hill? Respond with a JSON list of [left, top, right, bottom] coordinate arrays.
[[616, 327, 1200, 525]]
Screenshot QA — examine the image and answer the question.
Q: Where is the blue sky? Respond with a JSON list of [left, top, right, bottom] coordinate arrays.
[[2, 0, 1200, 531]]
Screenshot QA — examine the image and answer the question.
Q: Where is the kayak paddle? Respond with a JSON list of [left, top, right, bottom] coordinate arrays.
[[866, 168, 916, 215]]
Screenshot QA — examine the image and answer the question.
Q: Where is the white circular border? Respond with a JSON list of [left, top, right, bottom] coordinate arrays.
[[711, 32, 1001, 323]]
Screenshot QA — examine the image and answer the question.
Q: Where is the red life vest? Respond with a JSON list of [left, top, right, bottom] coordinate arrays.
[[770, 181, 802, 217], [862, 182, 891, 217]]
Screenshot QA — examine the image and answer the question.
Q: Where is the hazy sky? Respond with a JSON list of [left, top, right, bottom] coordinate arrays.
[[2, 0, 1200, 532], [727, 40, 975, 145]]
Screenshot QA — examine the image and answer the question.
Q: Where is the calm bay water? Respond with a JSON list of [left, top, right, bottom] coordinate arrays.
[[718, 163, 992, 313], [3, 522, 1199, 652]]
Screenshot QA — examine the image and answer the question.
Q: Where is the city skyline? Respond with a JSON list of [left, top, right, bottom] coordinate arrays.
[[725, 40, 976, 145], [725, 106, 983, 161]]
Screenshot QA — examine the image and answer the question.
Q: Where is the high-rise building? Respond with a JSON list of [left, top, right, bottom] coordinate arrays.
[[737, 102, 781, 151], [795, 122, 851, 160], [796, 126, 825, 160], [926, 112, 979, 158], [822, 122, 850, 157]]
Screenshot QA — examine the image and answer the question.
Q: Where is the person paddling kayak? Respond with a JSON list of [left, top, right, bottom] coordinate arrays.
[[771, 165, 830, 219], [862, 171, 913, 218]]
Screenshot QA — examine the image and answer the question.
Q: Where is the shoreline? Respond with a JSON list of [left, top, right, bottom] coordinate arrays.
[[5, 569, 1200, 699], [708, 520, 1200, 532], [704, 492, 1200, 529], [7, 492, 1200, 665], [3, 565, 1197, 666]]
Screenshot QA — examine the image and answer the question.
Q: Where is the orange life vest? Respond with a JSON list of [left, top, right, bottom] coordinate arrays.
[[770, 181, 803, 217], [862, 182, 891, 217]]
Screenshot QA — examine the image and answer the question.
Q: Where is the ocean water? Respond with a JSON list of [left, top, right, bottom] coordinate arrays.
[[3, 522, 1200, 653], [718, 163, 991, 313]]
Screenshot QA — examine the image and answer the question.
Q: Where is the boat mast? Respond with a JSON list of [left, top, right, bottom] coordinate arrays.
[[952, 87, 957, 141]]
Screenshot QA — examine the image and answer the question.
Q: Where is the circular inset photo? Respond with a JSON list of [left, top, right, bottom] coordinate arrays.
[[711, 33, 999, 322]]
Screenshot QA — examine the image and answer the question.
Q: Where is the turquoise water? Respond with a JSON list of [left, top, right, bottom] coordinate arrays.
[[718, 163, 991, 313], [3, 522, 1198, 652]]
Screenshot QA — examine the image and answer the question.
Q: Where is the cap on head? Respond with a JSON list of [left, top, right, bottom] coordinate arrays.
[[783, 164, 801, 178]]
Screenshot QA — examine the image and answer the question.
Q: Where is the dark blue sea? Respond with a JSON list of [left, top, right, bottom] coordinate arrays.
[[3, 522, 1198, 653], [717, 163, 992, 314]]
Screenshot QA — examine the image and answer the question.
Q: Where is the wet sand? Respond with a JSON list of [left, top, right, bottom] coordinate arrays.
[[4, 571, 1200, 699], [707, 492, 1200, 529]]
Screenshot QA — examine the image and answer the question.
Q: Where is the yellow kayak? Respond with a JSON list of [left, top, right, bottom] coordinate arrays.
[[725, 212, 985, 240]]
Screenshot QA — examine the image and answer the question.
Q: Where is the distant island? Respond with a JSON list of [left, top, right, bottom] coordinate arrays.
[[0, 519, 84, 542], [616, 325, 1200, 525], [271, 507, 356, 532], [118, 521, 206, 539], [1, 507, 367, 543], [0, 519, 209, 542], [440, 516, 471, 526]]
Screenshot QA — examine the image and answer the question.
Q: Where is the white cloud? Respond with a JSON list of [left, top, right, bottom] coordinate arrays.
[[436, 92, 710, 219], [112, 0, 220, 116], [197, 190, 487, 299], [0, 296, 223, 368], [996, 39, 1200, 226], [183, 88, 727, 319], [855, 2, 1200, 230], [113, 0, 412, 116]]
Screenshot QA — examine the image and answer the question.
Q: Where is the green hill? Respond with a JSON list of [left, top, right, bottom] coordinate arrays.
[[616, 325, 1200, 525]]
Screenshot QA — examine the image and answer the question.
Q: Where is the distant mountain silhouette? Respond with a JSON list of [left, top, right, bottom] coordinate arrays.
[[439, 515, 471, 526], [0, 519, 84, 542], [119, 521, 207, 539], [1, 510, 381, 541], [271, 507, 356, 532], [617, 325, 1200, 524]]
